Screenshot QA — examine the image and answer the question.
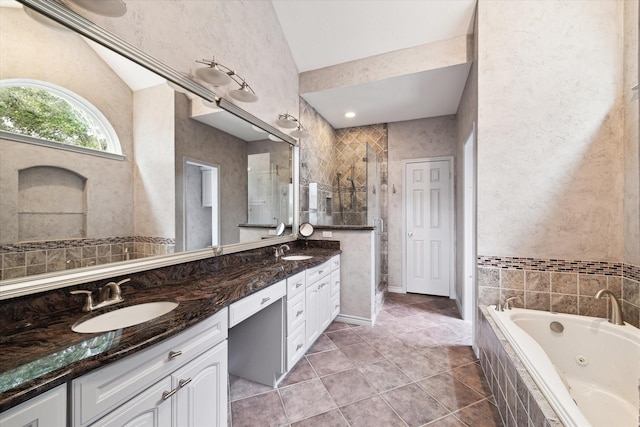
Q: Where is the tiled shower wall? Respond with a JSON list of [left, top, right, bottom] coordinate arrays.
[[299, 99, 389, 290], [477, 255, 640, 328], [333, 125, 388, 226], [0, 236, 175, 280]]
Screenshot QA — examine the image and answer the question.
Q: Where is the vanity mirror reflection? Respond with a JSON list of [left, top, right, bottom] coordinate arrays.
[[0, 0, 298, 298]]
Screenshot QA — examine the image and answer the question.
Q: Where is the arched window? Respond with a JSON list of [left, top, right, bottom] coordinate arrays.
[[0, 79, 121, 154]]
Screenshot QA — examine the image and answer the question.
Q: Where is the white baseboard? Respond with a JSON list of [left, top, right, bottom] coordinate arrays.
[[388, 286, 404, 293], [335, 314, 374, 327]]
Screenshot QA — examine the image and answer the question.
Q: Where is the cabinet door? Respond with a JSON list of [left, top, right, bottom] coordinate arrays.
[[0, 384, 66, 427], [318, 279, 332, 332], [173, 341, 228, 427], [90, 377, 172, 427], [305, 284, 320, 348]]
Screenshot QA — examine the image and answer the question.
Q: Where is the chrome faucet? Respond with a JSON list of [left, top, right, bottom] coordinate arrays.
[[504, 296, 521, 310], [71, 278, 130, 312], [274, 244, 290, 259], [593, 289, 625, 325]]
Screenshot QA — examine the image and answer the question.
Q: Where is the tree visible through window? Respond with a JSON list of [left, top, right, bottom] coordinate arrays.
[[0, 79, 121, 154]]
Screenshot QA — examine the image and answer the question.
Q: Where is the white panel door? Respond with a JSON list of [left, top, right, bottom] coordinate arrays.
[[405, 159, 452, 296]]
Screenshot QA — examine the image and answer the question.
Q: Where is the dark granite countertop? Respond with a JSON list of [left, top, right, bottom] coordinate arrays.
[[0, 244, 340, 412]]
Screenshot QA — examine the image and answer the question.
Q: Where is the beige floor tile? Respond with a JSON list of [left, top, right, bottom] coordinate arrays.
[[321, 369, 377, 406], [280, 378, 337, 422]]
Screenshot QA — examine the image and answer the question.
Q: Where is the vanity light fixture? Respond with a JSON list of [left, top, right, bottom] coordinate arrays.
[[345, 111, 356, 118], [195, 57, 258, 103], [275, 113, 309, 139]]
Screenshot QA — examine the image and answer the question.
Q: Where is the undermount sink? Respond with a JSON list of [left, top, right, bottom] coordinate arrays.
[[281, 255, 313, 261], [72, 301, 179, 333]]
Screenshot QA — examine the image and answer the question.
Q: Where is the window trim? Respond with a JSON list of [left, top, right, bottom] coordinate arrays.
[[0, 78, 124, 158]]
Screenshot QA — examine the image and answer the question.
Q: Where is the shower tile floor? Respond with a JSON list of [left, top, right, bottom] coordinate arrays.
[[229, 293, 504, 427]]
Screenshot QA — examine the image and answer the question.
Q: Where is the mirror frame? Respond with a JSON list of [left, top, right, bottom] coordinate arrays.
[[0, 0, 300, 300]]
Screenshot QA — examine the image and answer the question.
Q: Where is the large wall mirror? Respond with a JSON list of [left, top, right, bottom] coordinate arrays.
[[0, 0, 299, 299]]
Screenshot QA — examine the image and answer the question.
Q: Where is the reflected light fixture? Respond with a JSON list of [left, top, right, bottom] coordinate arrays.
[[290, 124, 310, 139], [67, 0, 127, 17], [195, 57, 258, 103], [275, 113, 309, 139]]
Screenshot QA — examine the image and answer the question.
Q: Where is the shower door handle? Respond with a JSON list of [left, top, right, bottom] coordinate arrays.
[[374, 218, 384, 233]]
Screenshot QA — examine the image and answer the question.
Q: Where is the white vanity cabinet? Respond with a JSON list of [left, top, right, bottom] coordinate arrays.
[[305, 260, 332, 349], [330, 255, 341, 320], [0, 384, 66, 427], [72, 308, 228, 427], [286, 271, 306, 370]]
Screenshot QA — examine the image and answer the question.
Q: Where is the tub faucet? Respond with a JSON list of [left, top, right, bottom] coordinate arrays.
[[504, 296, 521, 310], [593, 289, 625, 325]]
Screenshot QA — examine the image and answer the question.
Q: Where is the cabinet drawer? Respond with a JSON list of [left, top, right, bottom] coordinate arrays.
[[229, 279, 286, 327], [330, 269, 340, 297], [287, 291, 305, 332], [331, 292, 340, 320], [72, 308, 228, 427], [287, 270, 306, 299], [287, 323, 306, 370], [306, 260, 330, 284], [330, 255, 340, 271]]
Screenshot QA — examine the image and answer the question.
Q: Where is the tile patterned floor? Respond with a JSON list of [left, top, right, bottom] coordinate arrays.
[[229, 293, 504, 427]]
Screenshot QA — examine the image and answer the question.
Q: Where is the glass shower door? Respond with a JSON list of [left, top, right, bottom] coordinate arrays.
[[366, 145, 382, 292]]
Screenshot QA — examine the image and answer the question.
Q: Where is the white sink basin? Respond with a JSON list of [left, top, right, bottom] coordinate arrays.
[[72, 301, 179, 333], [281, 255, 313, 261]]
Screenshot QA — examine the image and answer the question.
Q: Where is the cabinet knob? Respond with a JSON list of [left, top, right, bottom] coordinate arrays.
[[334, 304, 340, 309], [296, 310, 303, 317], [162, 388, 178, 400], [296, 343, 303, 351], [168, 350, 182, 360], [319, 270, 324, 274], [261, 297, 271, 305], [179, 378, 192, 388], [295, 282, 303, 288]]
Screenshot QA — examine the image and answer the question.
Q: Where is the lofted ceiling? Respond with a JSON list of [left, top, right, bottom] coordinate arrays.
[[272, 0, 476, 129]]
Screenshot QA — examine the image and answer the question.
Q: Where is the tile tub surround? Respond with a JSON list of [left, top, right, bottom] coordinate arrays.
[[229, 293, 504, 427], [477, 306, 562, 427], [0, 240, 340, 411], [477, 256, 640, 328], [0, 236, 175, 280]]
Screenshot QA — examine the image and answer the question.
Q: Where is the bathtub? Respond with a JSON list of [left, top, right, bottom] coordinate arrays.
[[487, 306, 640, 427]]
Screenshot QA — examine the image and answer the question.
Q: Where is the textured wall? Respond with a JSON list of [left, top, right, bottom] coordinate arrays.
[[71, 0, 300, 126], [174, 94, 247, 248], [300, 35, 471, 94], [477, 0, 625, 261], [387, 116, 457, 291], [0, 7, 134, 243], [455, 11, 478, 317], [623, 0, 640, 266], [133, 85, 175, 239]]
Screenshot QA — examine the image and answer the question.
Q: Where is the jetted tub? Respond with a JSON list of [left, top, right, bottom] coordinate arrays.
[[488, 306, 640, 427]]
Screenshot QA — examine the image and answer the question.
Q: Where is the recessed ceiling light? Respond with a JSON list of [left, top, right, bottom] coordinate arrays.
[[344, 112, 356, 118]]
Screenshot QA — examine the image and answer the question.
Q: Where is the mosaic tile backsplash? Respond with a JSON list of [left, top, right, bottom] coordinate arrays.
[[477, 255, 640, 328], [0, 236, 175, 280]]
